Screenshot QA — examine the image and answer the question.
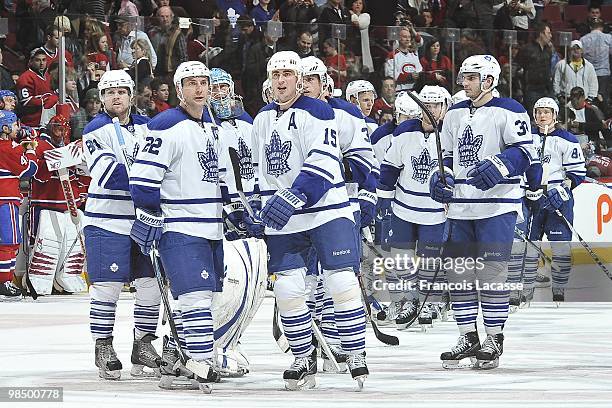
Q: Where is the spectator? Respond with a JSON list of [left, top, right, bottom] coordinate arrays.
[[216, 0, 247, 15], [16, 0, 56, 54], [0, 49, 15, 91], [553, 40, 598, 103], [77, 62, 105, 105], [322, 38, 348, 89], [371, 76, 396, 120], [516, 22, 553, 116], [127, 39, 154, 84], [15, 48, 57, 127], [115, 15, 157, 72], [494, 0, 535, 41], [419, 37, 452, 90], [148, 6, 187, 78], [70, 88, 102, 141], [150, 77, 171, 115], [446, 0, 494, 30], [243, 33, 275, 114], [119, 0, 140, 16], [80, 17, 105, 53], [384, 26, 422, 92], [86, 32, 113, 72], [456, 29, 486, 70], [173, 0, 218, 18], [318, 0, 351, 51], [580, 18, 612, 109], [562, 86, 610, 149], [291, 31, 315, 58], [278, 0, 318, 51], [41, 26, 74, 68], [48, 64, 79, 115], [135, 81, 156, 117], [53, 16, 83, 64], [250, 0, 276, 30]]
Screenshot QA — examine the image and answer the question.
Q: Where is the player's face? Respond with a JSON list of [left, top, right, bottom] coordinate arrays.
[[51, 124, 68, 144], [181, 76, 209, 107], [358, 91, 375, 116], [2, 96, 16, 111], [535, 107, 555, 128], [462, 73, 483, 99], [422, 102, 443, 127], [103, 88, 131, 116], [302, 75, 322, 98], [271, 69, 299, 103], [211, 83, 230, 101]]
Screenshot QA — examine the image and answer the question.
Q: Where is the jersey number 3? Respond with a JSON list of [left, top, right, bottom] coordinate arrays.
[[515, 120, 528, 137], [143, 137, 162, 155]]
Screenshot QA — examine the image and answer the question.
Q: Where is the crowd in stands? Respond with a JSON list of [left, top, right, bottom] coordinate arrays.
[[0, 0, 610, 176]]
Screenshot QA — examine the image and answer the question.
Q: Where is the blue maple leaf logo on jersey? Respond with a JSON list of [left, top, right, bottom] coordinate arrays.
[[238, 137, 254, 180], [458, 125, 483, 167], [197, 140, 219, 183], [265, 130, 291, 177], [411, 148, 438, 184]]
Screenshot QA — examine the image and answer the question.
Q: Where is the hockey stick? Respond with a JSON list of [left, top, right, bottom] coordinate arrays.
[[555, 209, 611, 279], [585, 176, 612, 189], [21, 183, 38, 299], [57, 167, 86, 254], [514, 226, 561, 273]]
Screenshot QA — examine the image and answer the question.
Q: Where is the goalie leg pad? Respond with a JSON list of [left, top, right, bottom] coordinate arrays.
[[89, 281, 122, 339], [28, 209, 63, 295], [54, 210, 87, 293]]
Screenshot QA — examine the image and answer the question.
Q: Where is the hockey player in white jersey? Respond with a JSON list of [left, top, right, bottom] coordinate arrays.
[[82, 70, 162, 380], [252, 51, 368, 390], [520, 97, 585, 303], [346, 80, 379, 138], [377, 85, 450, 330], [129, 61, 236, 392], [429, 55, 536, 369]]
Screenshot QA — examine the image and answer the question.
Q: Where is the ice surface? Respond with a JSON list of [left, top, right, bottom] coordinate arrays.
[[1, 265, 612, 408]]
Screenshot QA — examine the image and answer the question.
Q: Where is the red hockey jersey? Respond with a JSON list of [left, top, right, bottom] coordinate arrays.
[[15, 69, 58, 127], [31, 140, 87, 211], [0, 140, 38, 206]]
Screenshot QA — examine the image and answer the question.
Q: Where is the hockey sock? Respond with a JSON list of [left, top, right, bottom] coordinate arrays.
[[178, 291, 214, 361], [523, 244, 539, 290], [507, 241, 525, 288], [417, 260, 442, 303], [166, 309, 188, 351], [450, 289, 479, 335], [321, 292, 340, 347], [550, 241, 571, 288], [275, 269, 313, 358], [0, 245, 18, 283], [481, 289, 509, 335], [89, 282, 122, 339], [324, 269, 366, 354], [133, 277, 161, 340]]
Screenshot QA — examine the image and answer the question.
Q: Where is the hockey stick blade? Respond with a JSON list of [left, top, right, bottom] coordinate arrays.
[[273, 300, 290, 353], [358, 274, 399, 346], [311, 320, 342, 371]]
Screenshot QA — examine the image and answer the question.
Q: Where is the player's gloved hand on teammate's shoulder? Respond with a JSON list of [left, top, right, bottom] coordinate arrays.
[[223, 201, 247, 241], [429, 167, 454, 203], [466, 155, 514, 191], [358, 189, 377, 228], [260, 188, 306, 230], [131, 208, 163, 255], [545, 186, 569, 211]]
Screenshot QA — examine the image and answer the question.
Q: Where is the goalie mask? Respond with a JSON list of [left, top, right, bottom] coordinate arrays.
[[46, 114, 71, 146], [210, 68, 244, 120]]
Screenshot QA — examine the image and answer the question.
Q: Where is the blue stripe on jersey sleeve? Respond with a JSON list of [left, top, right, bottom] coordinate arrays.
[[303, 163, 334, 180], [485, 97, 528, 113], [346, 158, 369, 186], [129, 176, 162, 185], [393, 199, 445, 212], [291, 170, 334, 208], [147, 107, 189, 131], [378, 163, 401, 191], [393, 118, 423, 136], [499, 147, 530, 177], [292, 96, 335, 120], [83, 113, 112, 135], [130, 184, 161, 212], [134, 159, 168, 170], [102, 163, 130, 191], [89, 153, 117, 172], [308, 149, 340, 163], [370, 122, 395, 145]]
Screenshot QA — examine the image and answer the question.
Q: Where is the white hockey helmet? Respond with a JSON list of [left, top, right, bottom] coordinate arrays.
[[325, 74, 335, 94], [345, 80, 377, 102], [419, 85, 451, 106], [457, 54, 501, 90], [267, 51, 302, 79], [394, 91, 421, 123], [300, 56, 327, 96], [533, 97, 559, 118], [173, 61, 211, 102], [98, 70, 134, 99], [262, 78, 273, 103]]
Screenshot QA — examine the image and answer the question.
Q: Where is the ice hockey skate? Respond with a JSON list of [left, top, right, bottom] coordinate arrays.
[[509, 290, 521, 314], [475, 333, 504, 370], [0, 281, 22, 301], [418, 303, 433, 331], [553, 287, 565, 307], [520, 288, 534, 308], [347, 352, 368, 391], [535, 272, 551, 288], [130, 333, 162, 378], [395, 299, 419, 330], [95, 337, 122, 380], [283, 348, 317, 391], [158, 335, 199, 390], [377, 300, 402, 326], [321, 345, 348, 373], [440, 331, 480, 369]]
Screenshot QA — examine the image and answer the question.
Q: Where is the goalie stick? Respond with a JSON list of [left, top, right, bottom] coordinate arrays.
[[228, 147, 341, 370], [21, 180, 38, 299], [111, 117, 215, 381]]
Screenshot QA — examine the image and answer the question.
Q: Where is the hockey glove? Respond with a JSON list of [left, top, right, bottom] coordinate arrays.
[[466, 155, 512, 191], [429, 167, 454, 203], [223, 202, 247, 241], [259, 188, 306, 230], [525, 188, 545, 209], [545, 186, 569, 211], [244, 194, 265, 238], [358, 189, 377, 228], [131, 208, 163, 255]]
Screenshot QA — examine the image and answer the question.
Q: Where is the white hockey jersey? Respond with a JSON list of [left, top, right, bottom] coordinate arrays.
[[370, 121, 396, 172], [441, 98, 536, 220], [82, 112, 150, 235], [130, 107, 231, 240], [328, 97, 377, 212], [532, 127, 586, 190], [378, 119, 446, 225], [252, 95, 354, 235]]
